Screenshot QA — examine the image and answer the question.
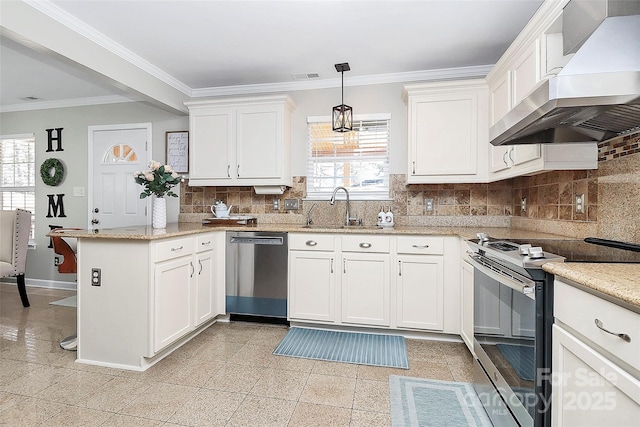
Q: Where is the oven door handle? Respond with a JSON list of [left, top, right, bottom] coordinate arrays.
[[467, 252, 536, 297]]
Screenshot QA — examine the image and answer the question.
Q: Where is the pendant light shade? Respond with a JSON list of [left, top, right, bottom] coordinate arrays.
[[332, 63, 353, 132]]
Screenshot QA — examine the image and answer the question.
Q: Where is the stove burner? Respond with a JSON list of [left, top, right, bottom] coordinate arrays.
[[487, 241, 519, 251]]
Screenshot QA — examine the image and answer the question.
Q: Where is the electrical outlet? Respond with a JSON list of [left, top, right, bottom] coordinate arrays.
[[521, 197, 527, 212], [575, 194, 585, 214], [424, 198, 434, 212], [54, 256, 60, 267], [283, 198, 299, 210], [91, 268, 101, 286], [272, 198, 280, 210]]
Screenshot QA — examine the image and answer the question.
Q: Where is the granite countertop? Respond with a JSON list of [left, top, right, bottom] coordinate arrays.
[[47, 222, 574, 241], [543, 262, 640, 311]]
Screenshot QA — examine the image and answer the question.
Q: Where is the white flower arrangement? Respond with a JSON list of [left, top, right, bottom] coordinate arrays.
[[134, 160, 184, 198]]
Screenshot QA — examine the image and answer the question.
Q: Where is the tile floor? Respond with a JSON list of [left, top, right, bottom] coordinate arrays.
[[0, 283, 474, 426]]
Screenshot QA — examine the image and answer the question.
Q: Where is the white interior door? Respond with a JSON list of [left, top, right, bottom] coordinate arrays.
[[89, 124, 151, 229]]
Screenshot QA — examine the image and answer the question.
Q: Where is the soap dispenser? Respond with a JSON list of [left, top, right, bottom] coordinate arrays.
[[385, 206, 394, 225], [378, 206, 386, 225]]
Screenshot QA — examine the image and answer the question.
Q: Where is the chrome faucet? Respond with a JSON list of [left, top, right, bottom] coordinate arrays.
[[330, 186, 358, 226], [306, 203, 317, 226]]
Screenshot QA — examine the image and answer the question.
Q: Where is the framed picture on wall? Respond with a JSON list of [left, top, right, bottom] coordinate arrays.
[[166, 131, 189, 173]]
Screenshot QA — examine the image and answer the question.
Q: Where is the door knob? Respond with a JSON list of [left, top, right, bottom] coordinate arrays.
[[94, 208, 99, 213], [91, 218, 99, 224]]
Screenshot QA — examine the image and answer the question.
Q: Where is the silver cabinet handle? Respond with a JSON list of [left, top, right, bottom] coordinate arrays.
[[201, 240, 211, 246], [412, 161, 416, 174], [306, 240, 318, 247], [502, 151, 509, 167], [171, 246, 184, 252], [594, 319, 631, 342], [227, 165, 230, 178], [330, 258, 334, 273], [343, 259, 346, 274], [190, 262, 194, 278], [398, 260, 402, 276], [508, 147, 515, 164], [412, 244, 430, 248], [198, 260, 203, 275], [237, 164, 240, 177], [359, 243, 372, 249]]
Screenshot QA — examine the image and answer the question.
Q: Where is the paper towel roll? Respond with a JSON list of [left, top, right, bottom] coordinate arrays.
[[253, 185, 287, 195]]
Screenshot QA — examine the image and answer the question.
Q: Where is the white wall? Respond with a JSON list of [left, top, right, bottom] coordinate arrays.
[[1, 102, 188, 283]]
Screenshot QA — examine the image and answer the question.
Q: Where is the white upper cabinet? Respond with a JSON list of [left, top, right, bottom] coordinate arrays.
[[485, 0, 597, 180], [185, 95, 295, 187], [404, 80, 489, 183]]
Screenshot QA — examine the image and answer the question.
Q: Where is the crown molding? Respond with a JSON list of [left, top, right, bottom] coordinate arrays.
[[191, 65, 494, 98], [23, 0, 192, 96], [1, 95, 136, 113]]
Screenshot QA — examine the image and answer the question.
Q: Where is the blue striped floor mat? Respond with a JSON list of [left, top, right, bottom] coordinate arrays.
[[273, 327, 409, 369]]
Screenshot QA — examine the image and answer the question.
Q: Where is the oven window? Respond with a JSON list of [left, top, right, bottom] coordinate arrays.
[[474, 269, 537, 418]]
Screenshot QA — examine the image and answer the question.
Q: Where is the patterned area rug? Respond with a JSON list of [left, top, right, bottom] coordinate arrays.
[[389, 376, 492, 427], [49, 295, 77, 307], [273, 327, 409, 369]]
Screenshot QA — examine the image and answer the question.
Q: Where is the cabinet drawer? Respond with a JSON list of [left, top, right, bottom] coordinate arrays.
[[397, 236, 444, 255], [289, 233, 335, 251], [155, 237, 194, 263], [342, 235, 390, 253], [555, 279, 640, 371], [195, 233, 215, 253]]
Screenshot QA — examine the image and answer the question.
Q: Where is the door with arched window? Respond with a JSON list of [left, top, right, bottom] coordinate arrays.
[[89, 123, 151, 229]]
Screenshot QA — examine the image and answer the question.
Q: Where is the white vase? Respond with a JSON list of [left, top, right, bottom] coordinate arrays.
[[152, 197, 167, 229]]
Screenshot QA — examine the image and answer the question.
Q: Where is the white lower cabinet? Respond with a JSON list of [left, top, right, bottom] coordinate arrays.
[[288, 233, 461, 335], [289, 251, 336, 322], [76, 232, 225, 371], [396, 254, 443, 330], [154, 256, 193, 352], [342, 252, 390, 327], [460, 258, 474, 352], [552, 279, 640, 426]]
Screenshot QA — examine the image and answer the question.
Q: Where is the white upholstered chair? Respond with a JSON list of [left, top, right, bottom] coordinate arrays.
[[0, 209, 32, 307]]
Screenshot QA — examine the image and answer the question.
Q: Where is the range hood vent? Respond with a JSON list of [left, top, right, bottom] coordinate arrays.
[[490, 0, 640, 146]]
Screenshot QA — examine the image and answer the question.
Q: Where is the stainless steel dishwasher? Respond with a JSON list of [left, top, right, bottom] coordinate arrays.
[[225, 231, 288, 322]]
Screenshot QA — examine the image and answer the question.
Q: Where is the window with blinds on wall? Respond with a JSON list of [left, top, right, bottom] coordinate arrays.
[[307, 114, 390, 200], [1, 134, 36, 238]]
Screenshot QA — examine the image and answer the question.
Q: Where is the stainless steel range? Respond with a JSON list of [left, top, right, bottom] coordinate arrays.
[[467, 234, 563, 427], [467, 234, 640, 427]]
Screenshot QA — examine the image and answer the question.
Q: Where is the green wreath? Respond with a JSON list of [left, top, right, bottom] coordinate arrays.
[[40, 158, 65, 186]]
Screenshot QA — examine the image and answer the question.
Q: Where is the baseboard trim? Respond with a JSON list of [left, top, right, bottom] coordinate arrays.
[[1, 277, 77, 291]]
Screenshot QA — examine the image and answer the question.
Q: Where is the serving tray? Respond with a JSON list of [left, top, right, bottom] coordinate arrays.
[[202, 216, 257, 227]]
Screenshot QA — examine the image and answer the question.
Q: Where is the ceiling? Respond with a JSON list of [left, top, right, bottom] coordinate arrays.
[[1, 0, 544, 112]]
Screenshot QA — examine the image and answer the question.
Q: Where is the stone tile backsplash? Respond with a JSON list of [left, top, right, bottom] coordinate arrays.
[[180, 130, 640, 237]]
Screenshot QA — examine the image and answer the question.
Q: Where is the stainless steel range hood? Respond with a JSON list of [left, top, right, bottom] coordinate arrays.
[[490, 0, 640, 146]]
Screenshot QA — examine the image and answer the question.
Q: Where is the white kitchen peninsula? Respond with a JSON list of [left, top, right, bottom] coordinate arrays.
[[49, 224, 226, 371]]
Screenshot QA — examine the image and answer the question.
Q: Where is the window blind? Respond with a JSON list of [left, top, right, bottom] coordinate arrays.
[[1, 135, 36, 238], [307, 116, 390, 200]]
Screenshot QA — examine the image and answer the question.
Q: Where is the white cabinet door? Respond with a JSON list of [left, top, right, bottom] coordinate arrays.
[[194, 250, 215, 326], [236, 105, 281, 180], [289, 251, 336, 322], [342, 253, 390, 327], [396, 255, 444, 331], [460, 259, 474, 352], [552, 325, 640, 427], [490, 146, 512, 173], [154, 257, 193, 352], [512, 39, 540, 106], [189, 108, 234, 181], [410, 92, 477, 177], [405, 80, 488, 183], [490, 71, 511, 126]]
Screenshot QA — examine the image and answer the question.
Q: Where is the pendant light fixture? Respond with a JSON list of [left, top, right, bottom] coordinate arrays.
[[332, 62, 353, 132]]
